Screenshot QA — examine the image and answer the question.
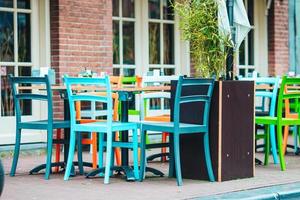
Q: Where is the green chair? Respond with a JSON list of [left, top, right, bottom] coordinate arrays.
[[256, 76, 300, 171], [139, 76, 215, 186], [63, 75, 139, 184], [9, 75, 70, 179]]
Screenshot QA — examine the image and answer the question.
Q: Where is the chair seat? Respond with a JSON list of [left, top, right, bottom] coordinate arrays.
[[141, 121, 207, 134], [19, 120, 70, 129], [74, 121, 138, 132], [256, 116, 300, 125], [144, 115, 170, 122]]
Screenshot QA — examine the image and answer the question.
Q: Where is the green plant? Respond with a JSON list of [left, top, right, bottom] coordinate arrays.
[[174, 0, 232, 78]]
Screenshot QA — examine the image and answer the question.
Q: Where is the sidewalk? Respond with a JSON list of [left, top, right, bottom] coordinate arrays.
[[1, 150, 300, 200]]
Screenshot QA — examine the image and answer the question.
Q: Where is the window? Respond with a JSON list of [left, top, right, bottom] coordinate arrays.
[[113, 0, 136, 77], [0, 0, 32, 116], [148, 0, 175, 75], [237, 0, 255, 77]]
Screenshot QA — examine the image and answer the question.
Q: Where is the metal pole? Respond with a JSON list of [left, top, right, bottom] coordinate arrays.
[[226, 0, 234, 80]]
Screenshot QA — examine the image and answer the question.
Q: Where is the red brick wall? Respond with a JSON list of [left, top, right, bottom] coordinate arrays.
[[50, 0, 113, 118], [268, 0, 289, 76]]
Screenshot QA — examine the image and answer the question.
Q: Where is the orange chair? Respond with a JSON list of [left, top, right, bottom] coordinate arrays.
[[283, 86, 299, 154]]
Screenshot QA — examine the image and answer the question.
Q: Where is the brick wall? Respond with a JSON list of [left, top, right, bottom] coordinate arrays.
[[50, 0, 113, 118], [268, 0, 289, 76]]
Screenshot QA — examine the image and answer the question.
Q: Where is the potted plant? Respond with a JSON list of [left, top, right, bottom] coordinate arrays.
[[172, 0, 255, 182], [174, 0, 232, 78]]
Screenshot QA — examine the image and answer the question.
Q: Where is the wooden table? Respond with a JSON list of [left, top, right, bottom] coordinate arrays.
[[18, 85, 170, 180]]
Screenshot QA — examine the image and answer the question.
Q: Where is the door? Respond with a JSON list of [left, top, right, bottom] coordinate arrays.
[[0, 0, 48, 144]]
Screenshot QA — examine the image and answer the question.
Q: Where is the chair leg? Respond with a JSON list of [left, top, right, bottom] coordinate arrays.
[[110, 132, 115, 176], [132, 128, 139, 180], [277, 125, 286, 171], [203, 132, 215, 182], [55, 129, 61, 173], [269, 125, 279, 164], [173, 133, 182, 186], [293, 126, 298, 153], [139, 128, 146, 181], [10, 128, 21, 177], [64, 131, 76, 181], [92, 132, 97, 169], [283, 125, 289, 154], [104, 131, 113, 184], [45, 128, 53, 180], [77, 133, 84, 175], [264, 125, 270, 165], [98, 132, 104, 172]]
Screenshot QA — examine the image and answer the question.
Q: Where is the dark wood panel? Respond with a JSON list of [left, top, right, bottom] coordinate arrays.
[[221, 81, 254, 181], [171, 80, 254, 181]]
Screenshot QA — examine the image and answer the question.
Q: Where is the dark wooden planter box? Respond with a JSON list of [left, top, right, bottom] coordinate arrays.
[[171, 80, 254, 182]]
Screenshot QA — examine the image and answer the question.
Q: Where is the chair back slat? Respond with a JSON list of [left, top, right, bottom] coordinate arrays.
[[72, 95, 108, 103], [15, 94, 48, 101], [180, 95, 210, 104], [63, 75, 112, 126], [174, 76, 215, 127]]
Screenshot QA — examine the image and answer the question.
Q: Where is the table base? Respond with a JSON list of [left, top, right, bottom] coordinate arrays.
[[85, 166, 164, 181]]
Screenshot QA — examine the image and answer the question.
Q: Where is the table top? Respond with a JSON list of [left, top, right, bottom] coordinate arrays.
[[18, 85, 171, 92]]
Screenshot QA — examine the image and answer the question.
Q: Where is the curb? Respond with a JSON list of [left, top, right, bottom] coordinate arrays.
[[197, 182, 300, 200]]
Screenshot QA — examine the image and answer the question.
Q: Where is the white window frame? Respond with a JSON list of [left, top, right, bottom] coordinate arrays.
[[143, 0, 178, 75], [112, 0, 137, 76], [0, 0, 50, 145], [236, 0, 255, 77]]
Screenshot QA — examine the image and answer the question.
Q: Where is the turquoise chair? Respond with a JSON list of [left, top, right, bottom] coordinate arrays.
[[254, 77, 280, 165], [9, 75, 70, 179], [139, 76, 215, 186], [63, 75, 139, 184]]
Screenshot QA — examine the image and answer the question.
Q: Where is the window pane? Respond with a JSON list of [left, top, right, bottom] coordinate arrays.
[[239, 40, 245, 65], [18, 66, 32, 115], [1, 66, 14, 116], [18, 13, 31, 62], [163, 24, 174, 64], [149, 23, 160, 64], [150, 98, 161, 110], [0, 12, 14, 62], [113, 0, 119, 16], [148, 0, 160, 19], [113, 68, 120, 76], [113, 21, 120, 64], [0, 0, 13, 8], [248, 29, 254, 65], [239, 68, 246, 77], [163, 0, 174, 20], [17, 0, 30, 9], [122, 0, 134, 18], [164, 98, 170, 109], [163, 68, 174, 75], [247, 0, 254, 25], [123, 68, 135, 77], [123, 21, 135, 64]]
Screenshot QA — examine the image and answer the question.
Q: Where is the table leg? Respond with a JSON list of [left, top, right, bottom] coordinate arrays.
[[120, 99, 129, 166]]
